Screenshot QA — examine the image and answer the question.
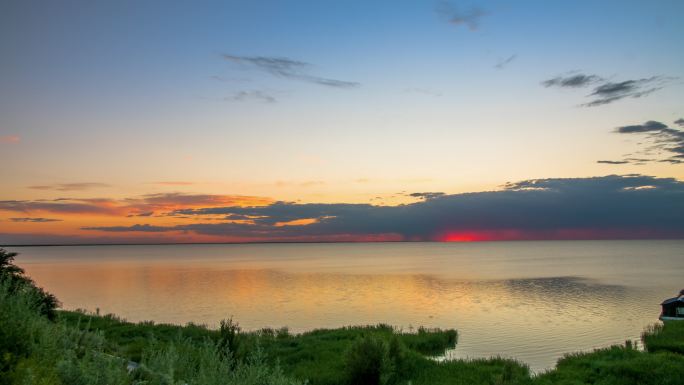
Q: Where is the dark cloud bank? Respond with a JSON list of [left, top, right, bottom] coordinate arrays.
[[82, 175, 684, 242]]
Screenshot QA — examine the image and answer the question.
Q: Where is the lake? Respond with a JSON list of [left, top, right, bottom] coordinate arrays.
[[9, 240, 684, 372]]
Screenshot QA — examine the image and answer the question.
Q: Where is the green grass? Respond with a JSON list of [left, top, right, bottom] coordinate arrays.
[[58, 311, 459, 385], [642, 320, 684, 355], [534, 345, 684, 385]]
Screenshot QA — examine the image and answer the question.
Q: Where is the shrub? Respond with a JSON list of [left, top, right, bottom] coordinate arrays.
[[345, 335, 394, 385], [218, 317, 242, 359], [0, 248, 59, 320]]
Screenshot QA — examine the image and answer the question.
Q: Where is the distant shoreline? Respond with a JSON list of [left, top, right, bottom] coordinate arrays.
[[3, 238, 684, 248]]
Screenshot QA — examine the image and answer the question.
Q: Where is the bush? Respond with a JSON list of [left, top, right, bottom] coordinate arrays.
[[0, 248, 59, 320], [345, 335, 394, 385], [0, 278, 130, 385], [218, 317, 242, 360]]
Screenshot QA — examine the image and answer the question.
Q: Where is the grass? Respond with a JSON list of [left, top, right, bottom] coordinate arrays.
[[642, 320, 684, 355], [58, 311, 459, 385], [534, 345, 684, 385]]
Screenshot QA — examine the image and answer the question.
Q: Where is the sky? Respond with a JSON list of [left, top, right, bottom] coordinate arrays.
[[1, 0, 683, 244]]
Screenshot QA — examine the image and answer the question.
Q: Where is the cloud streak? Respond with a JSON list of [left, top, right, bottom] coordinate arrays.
[[438, 3, 487, 31], [599, 120, 684, 165], [227, 90, 277, 103], [494, 54, 517, 70], [0, 193, 274, 217], [542, 74, 603, 88], [542, 73, 674, 107], [222, 55, 360, 88], [9, 217, 63, 223], [28, 183, 111, 191]]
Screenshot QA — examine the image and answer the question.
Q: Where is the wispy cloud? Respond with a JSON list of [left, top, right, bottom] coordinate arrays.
[[584, 76, 671, 107], [0, 193, 274, 217], [0, 135, 20, 144], [409, 192, 445, 200], [542, 73, 603, 88], [542, 73, 675, 107], [599, 120, 684, 165], [437, 2, 487, 31], [227, 90, 277, 103], [28, 183, 110, 191], [674, 118, 684, 128], [494, 54, 517, 70], [9, 217, 63, 223], [222, 54, 360, 88]]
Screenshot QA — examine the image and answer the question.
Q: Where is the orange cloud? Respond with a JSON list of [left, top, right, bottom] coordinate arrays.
[[0, 193, 274, 218], [274, 218, 319, 227]]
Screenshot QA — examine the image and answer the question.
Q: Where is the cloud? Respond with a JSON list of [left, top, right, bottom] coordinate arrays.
[[0, 199, 124, 215], [542, 73, 674, 107], [28, 183, 110, 191], [0, 135, 20, 144], [84, 224, 170, 232], [437, 3, 487, 31], [615, 120, 668, 133], [84, 175, 684, 242], [675, 118, 684, 128], [409, 192, 446, 200], [222, 54, 359, 88], [227, 90, 277, 103], [600, 120, 684, 165], [126, 211, 154, 217], [494, 54, 517, 70], [597, 160, 629, 165], [0, 193, 273, 217], [542, 73, 603, 88], [9, 217, 63, 223], [584, 76, 670, 107]]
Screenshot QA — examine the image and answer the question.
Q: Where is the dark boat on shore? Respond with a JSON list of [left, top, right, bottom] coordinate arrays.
[[660, 290, 684, 321]]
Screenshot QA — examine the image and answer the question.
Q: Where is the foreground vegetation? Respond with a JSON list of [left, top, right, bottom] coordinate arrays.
[[3, 248, 684, 384]]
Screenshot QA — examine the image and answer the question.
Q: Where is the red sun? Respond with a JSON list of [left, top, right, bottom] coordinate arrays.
[[440, 231, 491, 242]]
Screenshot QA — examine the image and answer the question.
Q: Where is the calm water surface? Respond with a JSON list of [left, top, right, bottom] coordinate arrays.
[[10, 240, 684, 372]]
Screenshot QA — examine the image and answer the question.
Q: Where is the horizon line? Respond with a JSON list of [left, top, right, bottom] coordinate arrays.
[[3, 237, 683, 248]]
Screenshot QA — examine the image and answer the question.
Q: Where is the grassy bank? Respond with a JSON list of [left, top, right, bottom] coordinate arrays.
[[58, 309, 465, 385], [3, 248, 684, 384]]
